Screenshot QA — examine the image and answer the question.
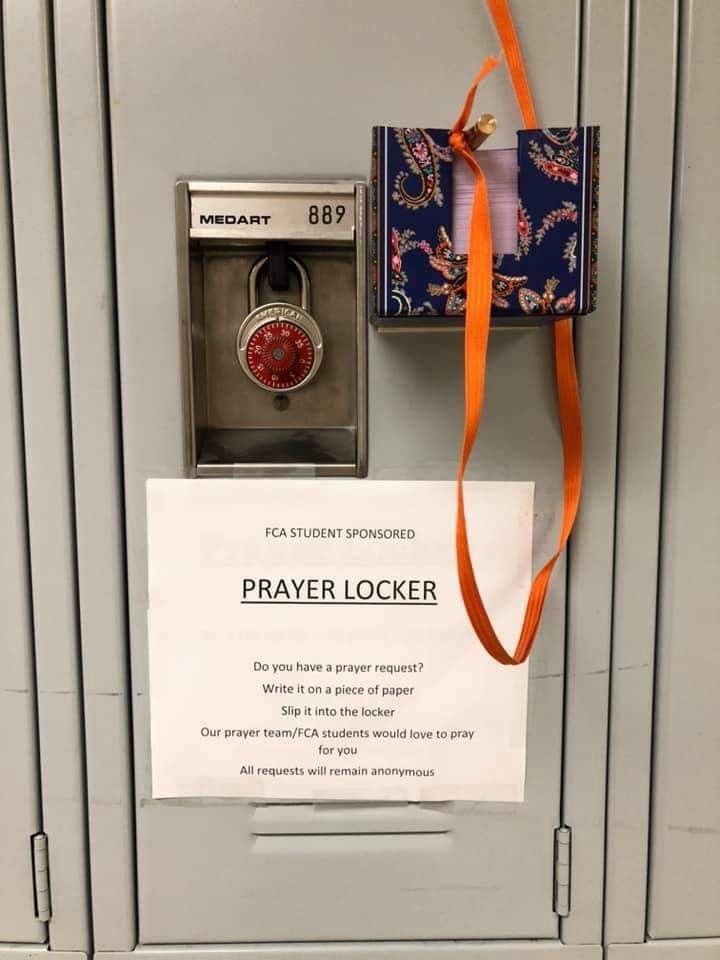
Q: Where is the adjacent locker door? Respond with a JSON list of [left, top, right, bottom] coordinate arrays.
[[0, 36, 45, 943], [648, 0, 720, 939], [107, 0, 578, 943], [3, 0, 91, 948]]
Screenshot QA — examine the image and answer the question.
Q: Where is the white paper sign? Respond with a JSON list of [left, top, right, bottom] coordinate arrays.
[[147, 479, 532, 802]]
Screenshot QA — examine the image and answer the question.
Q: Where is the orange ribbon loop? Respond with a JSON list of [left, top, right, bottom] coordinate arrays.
[[452, 0, 584, 665]]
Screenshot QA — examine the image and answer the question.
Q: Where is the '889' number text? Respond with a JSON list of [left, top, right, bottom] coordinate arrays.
[[307, 203, 346, 225]]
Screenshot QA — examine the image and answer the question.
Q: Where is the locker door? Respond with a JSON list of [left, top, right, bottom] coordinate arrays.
[[3, 0, 92, 949], [0, 33, 44, 943], [648, 0, 720, 939], [106, 0, 579, 943]]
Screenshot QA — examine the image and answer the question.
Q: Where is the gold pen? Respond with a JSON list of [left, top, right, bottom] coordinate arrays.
[[466, 113, 497, 150]]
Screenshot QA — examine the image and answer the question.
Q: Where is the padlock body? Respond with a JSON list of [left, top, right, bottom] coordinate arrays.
[[237, 301, 323, 392]]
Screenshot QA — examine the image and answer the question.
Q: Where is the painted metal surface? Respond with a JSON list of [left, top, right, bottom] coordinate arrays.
[[96, 946, 602, 960], [647, 0, 720, 939], [609, 943, 720, 960], [2, 0, 90, 950], [0, 952, 86, 960], [561, 0, 630, 944], [99, 0, 587, 944], [46, 0, 720, 950], [604, 0, 679, 945], [0, 8, 45, 943], [51, 0, 137, 949]]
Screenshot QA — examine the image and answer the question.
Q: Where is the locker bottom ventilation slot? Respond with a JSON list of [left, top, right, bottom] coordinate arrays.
[[251, 801, 451, 836]]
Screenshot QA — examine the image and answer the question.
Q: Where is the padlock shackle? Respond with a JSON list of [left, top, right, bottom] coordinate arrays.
[[248, 255, 310, 313]]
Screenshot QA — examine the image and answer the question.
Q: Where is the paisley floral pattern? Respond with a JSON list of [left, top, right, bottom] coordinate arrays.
[[589, 128, 600, 311], [494, 271, 530, 310], [420, 226, 468, 313], [528, 129, 579, 184], [417, 227, 529, 314], [563, 233, 577, 273], [372, 125, 599, 323], [517, 202, 533, 257], [535, 201, 578, 243], [518, 277, 576, 315], [392, 128, 453, 209], [390, 227, 422, 287]]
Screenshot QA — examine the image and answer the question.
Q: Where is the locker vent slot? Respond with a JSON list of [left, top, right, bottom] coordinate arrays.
[[251, 801, 450, 836]]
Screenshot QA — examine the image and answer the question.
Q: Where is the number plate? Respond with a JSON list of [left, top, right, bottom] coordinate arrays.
[[190, 185, 356, 240]]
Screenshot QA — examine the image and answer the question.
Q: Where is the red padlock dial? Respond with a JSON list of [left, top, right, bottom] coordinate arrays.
[[245, 319, 316, 391]]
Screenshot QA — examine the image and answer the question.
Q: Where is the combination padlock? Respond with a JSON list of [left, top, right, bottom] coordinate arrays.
[[236, 256, 324, 392]]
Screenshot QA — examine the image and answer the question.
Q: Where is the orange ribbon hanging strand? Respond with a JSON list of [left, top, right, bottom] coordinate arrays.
[[451, 0, 584, 665], [486, 0, 539, 128]]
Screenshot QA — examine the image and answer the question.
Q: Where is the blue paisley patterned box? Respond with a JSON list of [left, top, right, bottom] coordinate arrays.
[[371, 125, 599, 326]]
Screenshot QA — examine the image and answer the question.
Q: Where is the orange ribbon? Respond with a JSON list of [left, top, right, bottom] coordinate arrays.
[[451, 0, 584, 665]]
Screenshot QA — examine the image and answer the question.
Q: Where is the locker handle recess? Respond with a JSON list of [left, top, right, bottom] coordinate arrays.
[[251, 802, 450, 836]]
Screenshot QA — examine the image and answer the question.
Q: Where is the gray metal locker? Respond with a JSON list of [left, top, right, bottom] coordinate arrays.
[[2, 0, 90, 953], [50, 0, 630, 955], [606, 2, 720, 958], [604, 0, 678, 949], [0, 19, 45, 945], [647, 0, 720, 939], [5, 0, 718, 955]]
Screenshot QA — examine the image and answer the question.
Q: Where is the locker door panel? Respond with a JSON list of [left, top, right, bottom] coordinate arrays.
[[3, 0, 91, 949], [648, 0, 720, 938], [0, 23, 44, 942], [106, 0, 578, 943]]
